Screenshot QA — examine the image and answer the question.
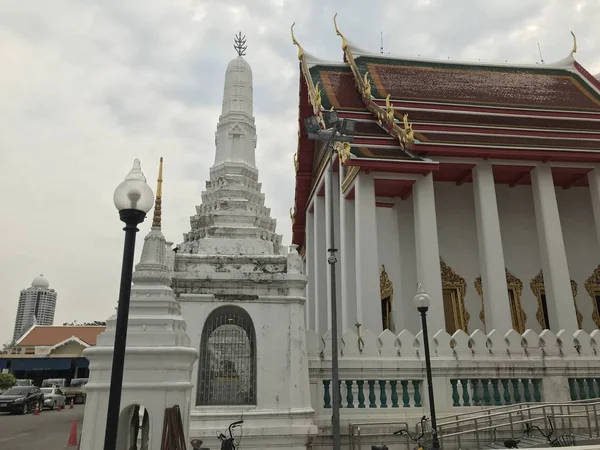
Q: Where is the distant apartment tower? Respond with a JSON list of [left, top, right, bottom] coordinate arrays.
[[12, 274, 57, 342]]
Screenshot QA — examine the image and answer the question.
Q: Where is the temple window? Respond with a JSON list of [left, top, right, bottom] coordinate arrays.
[[584, 265, 600, 328], [380, 265, 394, 332], [475, 268, 527, 333], [197, 305, 256, 406], [530, 270, 582, 330], [440, 259, 469, 335]]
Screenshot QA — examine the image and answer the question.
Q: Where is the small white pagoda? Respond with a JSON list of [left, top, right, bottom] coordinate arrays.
[[80, 159, 198, 450]]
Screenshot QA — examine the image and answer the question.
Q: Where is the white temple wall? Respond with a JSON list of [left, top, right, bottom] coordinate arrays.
[[496, 184, 543, 332], [434, 182, 484, 331], [556, 186, 600, 330], [375, 205, 403, 332], [180, 297, 312, 412]]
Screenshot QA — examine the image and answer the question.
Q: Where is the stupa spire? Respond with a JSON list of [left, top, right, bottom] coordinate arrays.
[[152, 157, 163, 228], [234, 32, 247, 57], [214, 32, 257, 167]]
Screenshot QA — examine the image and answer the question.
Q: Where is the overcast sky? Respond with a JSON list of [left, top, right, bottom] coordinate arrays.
[[0, 0, 598, 345]]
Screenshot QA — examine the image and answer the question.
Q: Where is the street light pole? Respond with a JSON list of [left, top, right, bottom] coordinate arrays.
[[414, 285, 440, 450], [326, 124, 341, 450], [303, 112, 355, 450], [104, 159, 154, 450]]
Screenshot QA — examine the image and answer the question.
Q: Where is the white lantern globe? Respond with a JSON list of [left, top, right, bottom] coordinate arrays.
[[113, 158, 154, 214], [413, 283, 431, 309]]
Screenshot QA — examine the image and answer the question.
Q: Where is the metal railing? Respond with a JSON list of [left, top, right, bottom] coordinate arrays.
[[436, 400, 600, 449], [348, 421, 409, 450]]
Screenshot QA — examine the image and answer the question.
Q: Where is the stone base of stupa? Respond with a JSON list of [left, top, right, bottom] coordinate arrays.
[[188, 409, 318, 450]]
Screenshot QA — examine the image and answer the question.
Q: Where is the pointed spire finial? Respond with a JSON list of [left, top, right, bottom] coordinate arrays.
[[570, 31, 577, 56], [152, 157, 163, 228], [234, 32, 247, 57]]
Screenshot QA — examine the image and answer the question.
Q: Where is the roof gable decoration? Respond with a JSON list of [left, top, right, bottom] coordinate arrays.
[[291, 23, 326, 128], [333, 14, 415, 153], [50, 336, 90, 352]]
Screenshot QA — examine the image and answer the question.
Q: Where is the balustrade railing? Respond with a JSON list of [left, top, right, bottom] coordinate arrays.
[[322, 379, 423, 409], [450, 377, 543, 407], [568, 378, 600, 401], [307, 326, 600, 423]]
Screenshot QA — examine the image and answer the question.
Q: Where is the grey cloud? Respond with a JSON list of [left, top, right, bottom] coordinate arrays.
[[0, 0, 598, 345]]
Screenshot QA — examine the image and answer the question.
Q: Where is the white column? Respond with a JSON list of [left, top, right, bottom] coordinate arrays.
[[531, 164, 577, 331], [472, 162, 512, 331], [354, 172, 380, 332], [313, 195, 328, 334], [413, 172, 445, 333], [587, 168, 600, 251], [340, 172, 356, 332], [305, 211, 315, 331]]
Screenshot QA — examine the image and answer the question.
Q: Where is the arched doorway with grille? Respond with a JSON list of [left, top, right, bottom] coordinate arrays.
[[196, 305, 257, 406]]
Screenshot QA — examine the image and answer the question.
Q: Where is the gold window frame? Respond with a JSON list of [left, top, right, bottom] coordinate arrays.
[[475, 268, 527, 333], [584, 265, 600, 328], [380, 265, 394, 332], [530, 270, 582, 329], [440, 258, 469, 333]]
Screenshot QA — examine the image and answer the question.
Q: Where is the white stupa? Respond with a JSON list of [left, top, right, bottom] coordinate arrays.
[[80, 159, 198, 449], [173, 33, 317, 449]]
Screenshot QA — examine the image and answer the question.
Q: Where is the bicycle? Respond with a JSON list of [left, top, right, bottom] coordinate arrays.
[[525, 416, 576, 447], [216, 420, 244, 450], [372, 415, 429, 450]]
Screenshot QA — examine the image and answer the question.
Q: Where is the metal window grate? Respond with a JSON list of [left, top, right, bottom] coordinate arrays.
[[197, 306, 256, 405]]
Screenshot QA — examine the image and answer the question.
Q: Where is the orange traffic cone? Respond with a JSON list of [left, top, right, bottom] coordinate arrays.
[[33, 403, 40, 415], [58, 402, 63, 411], [66, 418, 78, 447], [70, 398, 74, 409]]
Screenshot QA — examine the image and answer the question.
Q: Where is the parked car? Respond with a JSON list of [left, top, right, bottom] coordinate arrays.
[[41, 378, 67, 388], [63, 378, 88, 404], [40, 387, 66, 410], [0, 386, 44, 414], [14, 379, 33, 387]]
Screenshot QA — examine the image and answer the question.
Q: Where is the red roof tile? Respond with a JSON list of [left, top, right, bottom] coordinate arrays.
[[17, 325, 106, 347]]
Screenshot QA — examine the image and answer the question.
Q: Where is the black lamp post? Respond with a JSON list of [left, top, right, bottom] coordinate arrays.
[[304, 111, 355, 450], [413, 284, 440, 450], [104, 159, 154, 450]]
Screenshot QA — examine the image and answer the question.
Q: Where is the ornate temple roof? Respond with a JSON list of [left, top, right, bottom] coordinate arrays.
[[291, 18, 600, 248]]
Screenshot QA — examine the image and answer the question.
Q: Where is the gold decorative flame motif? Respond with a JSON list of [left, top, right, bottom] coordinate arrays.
[[332, 14, 415, 151], [385, 94, 395, 124], [333, 141, 352, 164], [289, 206, 296, 223], [362, 71, 372, 99], [570, 31, 577, 56], [293, 152, 299, 171]]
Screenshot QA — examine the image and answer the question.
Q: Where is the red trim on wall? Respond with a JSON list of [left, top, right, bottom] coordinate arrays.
[[373, 99, 600, 119]]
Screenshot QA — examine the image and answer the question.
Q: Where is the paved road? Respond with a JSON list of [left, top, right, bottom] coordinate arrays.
[[0, 405, 84, 449]]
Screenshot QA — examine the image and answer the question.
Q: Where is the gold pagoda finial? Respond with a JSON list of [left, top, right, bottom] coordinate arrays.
[[290, 23, 304, 60], [570, 31, 577, 56], [152, 157, 163, 228], [333, 13, 348, 51]]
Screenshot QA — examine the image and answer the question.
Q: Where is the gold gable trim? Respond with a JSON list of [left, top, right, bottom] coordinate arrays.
[[440, 258, 469, 331], [474, 268, 526, 333], [530, 270, 582, 329], [380, 265, 393, 299], [584, 265, 600, 328], [332, 14, 414, 152]]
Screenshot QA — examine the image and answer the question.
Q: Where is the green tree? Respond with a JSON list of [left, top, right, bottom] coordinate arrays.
[[0, 373, 16, 391]]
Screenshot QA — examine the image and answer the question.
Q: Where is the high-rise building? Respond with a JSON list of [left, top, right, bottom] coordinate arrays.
[[12, 274, 57, 342]]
